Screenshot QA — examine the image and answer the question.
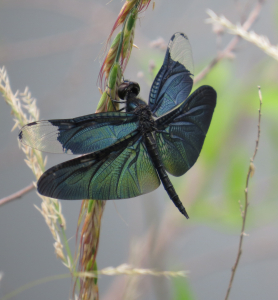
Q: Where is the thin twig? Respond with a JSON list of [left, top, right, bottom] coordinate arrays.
[[0, 183, 35, 206], [224, 86, 262, 300], [194, 0, 265, 84]]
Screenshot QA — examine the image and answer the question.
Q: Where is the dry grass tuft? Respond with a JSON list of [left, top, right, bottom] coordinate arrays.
[[0, 66, 73, 268], [206, 9, 278, 61]]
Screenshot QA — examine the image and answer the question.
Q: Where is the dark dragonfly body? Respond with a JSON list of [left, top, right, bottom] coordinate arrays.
[[116, 81, 189, 217], [19, 33, 217, 218]]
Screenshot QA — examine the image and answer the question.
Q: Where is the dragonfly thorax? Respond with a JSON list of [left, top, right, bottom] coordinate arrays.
[[125, 96, 147, 112], [134, 104, 155, 135], [118, 80, 155, 133]]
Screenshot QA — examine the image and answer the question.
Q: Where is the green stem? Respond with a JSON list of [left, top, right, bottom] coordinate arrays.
[[60, 225, 81, 290], [61, 227, 74, 266], [115, 17, 129, 63]]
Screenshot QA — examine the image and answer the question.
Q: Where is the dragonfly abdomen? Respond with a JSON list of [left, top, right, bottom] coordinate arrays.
[[145, 132, 189, 219]]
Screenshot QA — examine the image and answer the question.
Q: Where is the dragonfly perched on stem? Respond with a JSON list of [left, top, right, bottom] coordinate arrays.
[[19, 33, 216, 218]]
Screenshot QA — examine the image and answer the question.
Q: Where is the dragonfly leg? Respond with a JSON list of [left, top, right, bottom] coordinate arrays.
[[116, 107, 126, 112], [112, 99, 127, 104]]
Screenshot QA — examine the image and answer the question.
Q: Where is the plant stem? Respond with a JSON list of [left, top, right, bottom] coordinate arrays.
[[224, 86, 262, 300]]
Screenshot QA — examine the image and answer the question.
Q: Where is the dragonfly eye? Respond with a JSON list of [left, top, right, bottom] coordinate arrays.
[[118, 81, 140, 99], [131, 83, 140, 96]]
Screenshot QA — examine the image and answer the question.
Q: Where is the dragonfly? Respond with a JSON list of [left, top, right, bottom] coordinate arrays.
[[19, 32, 216, 219]]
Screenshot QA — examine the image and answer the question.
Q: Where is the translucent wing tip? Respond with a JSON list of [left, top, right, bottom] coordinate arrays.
[[18, 122, 37, 145], [167, 32, 194, 77], [171, 32, 188, 40], [167, 32, 188, 51]]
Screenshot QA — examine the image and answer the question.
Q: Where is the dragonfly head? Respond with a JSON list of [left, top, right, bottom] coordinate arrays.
[[118, 80, 140, 100]]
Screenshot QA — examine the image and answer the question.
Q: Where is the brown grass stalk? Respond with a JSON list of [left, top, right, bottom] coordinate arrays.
[[76, 1, 152, 299]]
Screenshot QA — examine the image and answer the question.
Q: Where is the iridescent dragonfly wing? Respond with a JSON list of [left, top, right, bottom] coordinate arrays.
[[149, 32, 194, 117], [19, 112, 139, 154], [37, 134, 160, 200], [155, 86, 216, 176]]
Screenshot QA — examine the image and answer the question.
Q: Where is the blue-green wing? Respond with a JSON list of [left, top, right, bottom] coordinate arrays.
[[37, 134, 160, 200], [19, 112, 139, 154], [148, 32, 194, 117], [155, 86, 216, 176]]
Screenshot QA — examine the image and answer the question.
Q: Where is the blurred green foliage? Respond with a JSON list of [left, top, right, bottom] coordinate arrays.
[[189, 59, 277, 229], [172, 277, 196, 300]]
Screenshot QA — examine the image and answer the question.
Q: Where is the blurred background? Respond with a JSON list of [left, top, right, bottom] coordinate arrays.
[[0, 0, 277, 299]]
